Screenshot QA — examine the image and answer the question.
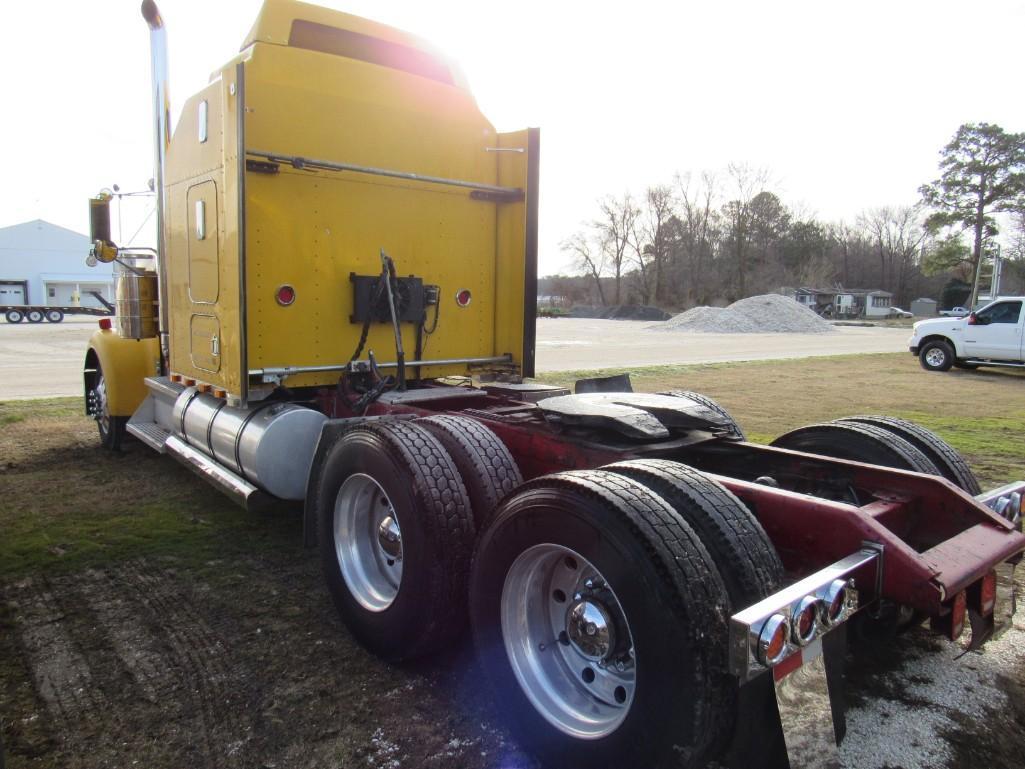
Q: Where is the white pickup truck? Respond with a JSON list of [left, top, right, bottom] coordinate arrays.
[[910, 296, 1025, 371]]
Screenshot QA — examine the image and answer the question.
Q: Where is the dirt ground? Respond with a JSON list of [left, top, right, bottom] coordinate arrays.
[[2, 354, 1024, 769], [0, 317, 911, 399]]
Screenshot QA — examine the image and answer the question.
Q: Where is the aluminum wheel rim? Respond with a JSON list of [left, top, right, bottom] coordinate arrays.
[[925, 348, 946, 367], [334, 473, 403, 612], [95, 375, 110, 434], [500, 543, 636, 739]]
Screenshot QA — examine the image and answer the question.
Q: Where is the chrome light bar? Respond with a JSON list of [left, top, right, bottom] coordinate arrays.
[[977, 481, 1025, 529], [729, 546, 881, 682]]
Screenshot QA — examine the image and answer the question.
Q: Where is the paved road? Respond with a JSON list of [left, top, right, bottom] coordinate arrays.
[[535, 318, 910, 371], [0, 317, 912, 399]]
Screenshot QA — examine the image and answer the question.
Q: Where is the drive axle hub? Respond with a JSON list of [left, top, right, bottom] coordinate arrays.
[[566, 598, 615, 660]]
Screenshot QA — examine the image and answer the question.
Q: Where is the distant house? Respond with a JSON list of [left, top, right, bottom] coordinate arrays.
[[782, 286, 894, 318], [0, 219, 113, 308], [836, 289, 894, 319]]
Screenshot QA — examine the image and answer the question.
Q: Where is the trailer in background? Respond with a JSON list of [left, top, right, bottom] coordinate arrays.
[[3, 290, 113, 323]]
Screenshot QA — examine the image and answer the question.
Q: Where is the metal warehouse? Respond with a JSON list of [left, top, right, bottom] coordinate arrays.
[[0, 220, 114, 310]]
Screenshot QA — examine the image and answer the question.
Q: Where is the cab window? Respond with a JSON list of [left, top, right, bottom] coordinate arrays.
[[976, 301, 1023, 324]]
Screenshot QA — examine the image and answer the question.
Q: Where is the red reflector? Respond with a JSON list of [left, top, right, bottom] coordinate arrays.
[[773, 649, 803, 682], [98, 317, 112, 330], [981, 571, 997, 616], [455, 289, 472, 307], [276, 285, 296, 306]]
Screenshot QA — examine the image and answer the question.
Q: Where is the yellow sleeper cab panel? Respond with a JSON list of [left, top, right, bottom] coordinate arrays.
[[164, 71, 245, 395], [241, 33, 521, 388], [160, 0, 535, 399]]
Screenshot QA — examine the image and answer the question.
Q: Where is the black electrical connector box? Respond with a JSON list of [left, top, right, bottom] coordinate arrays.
[[350, 273, 426, 323]]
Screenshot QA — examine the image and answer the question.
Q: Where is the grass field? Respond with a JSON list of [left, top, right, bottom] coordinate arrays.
[[0, 351, 1022, 769]]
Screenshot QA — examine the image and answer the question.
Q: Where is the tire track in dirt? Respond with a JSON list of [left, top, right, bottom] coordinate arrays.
[[2, 578, 106, 733], [111, 559, 249, 769], [76, 568, 176, 705]]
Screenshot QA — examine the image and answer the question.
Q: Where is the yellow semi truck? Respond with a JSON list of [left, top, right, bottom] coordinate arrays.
[[84, 3, 1025, 768]]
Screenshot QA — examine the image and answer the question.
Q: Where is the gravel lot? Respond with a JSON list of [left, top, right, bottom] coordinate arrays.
[[0, 317, 911, 398]]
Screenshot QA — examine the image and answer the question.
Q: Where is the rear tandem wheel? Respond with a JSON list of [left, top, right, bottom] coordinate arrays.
[[470, 469, 732, 769], [312, 421, 476, 661], [833, 415, 980, 494]]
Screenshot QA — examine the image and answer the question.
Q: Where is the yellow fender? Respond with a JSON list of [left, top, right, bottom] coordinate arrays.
[[83, 329, 162, 417]]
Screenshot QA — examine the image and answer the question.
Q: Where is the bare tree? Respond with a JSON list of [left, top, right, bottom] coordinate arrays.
[[858, 206, 927, 306], [675, 171, 719, 306], [594, 194, 639, 305], [828, 221, 857, 286], [560, 232, 607, 306], [629, 185, 676, 304], [722, 164, 772, 298]]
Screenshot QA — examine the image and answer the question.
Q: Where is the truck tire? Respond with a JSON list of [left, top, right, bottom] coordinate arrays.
[[470, 470, 731, 769], [417, 414, 523, 527], [659, 390, 746, 439], [919, 339, 954, 371], [834, 416, 981, 495], [4, 309, 23, 323], [771, 422, 940, 476], [45, 309, 64, 323], [90, 363, 126, 450], [26, 309, 44, 323], [602, 459, 783, 610], [314, 421, 475, 661]]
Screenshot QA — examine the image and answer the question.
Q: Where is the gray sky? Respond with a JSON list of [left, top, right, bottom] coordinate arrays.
[[2, 0, 1023, 275]]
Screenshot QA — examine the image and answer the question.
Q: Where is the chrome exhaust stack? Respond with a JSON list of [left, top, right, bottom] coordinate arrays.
[[141, 0, 171, 372]]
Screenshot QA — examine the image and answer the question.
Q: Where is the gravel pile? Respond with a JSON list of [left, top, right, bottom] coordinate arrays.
[[655, 293, 834, 334]]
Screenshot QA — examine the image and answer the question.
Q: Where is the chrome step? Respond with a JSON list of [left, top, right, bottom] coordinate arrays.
[[164, 435, 272, 512], [126, 420, 171, 453]]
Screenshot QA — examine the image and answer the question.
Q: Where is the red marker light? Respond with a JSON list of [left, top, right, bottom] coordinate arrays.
[[98, 317, 112, 330], [455, 289, 472, 307], [276, 285, 296, 306]]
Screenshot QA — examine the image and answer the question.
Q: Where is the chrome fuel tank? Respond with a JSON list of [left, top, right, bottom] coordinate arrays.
[[172, 388, 326, 500]]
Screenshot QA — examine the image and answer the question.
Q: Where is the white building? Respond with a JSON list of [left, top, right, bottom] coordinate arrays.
[[0, 220, 114, 308]]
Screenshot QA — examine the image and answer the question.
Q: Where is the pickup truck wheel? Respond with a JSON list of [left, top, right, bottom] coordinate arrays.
[[834, 416, 981, 494], [919, 340, 954, 371], [417, 414, 523, 527], [602, 459, 782, 609], [26, 309, 44, 323], [658, 390, 746, 439], [90, 364, 125, 450], [4, 309, 23, 323], [470, 470, 731, 769], [314, 421, 475, 661], [45, 309, 64, 323], [771, 422, 940, 476]]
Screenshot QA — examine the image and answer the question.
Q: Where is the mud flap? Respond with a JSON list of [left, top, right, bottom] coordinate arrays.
[[727, 547, 879, 769], [726, 625, 847, 769]]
